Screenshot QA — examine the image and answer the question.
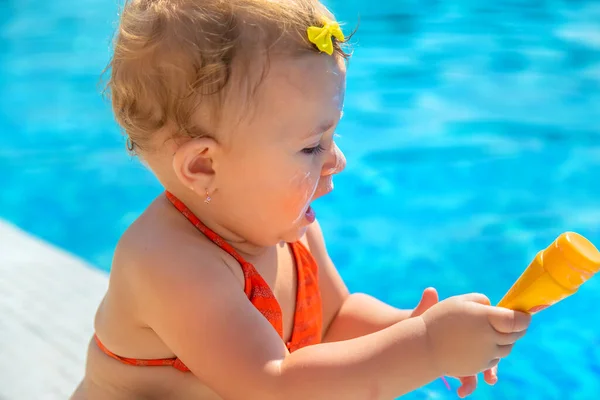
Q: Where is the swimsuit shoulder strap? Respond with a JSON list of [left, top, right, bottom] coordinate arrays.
[[165, 191, 253, 269]]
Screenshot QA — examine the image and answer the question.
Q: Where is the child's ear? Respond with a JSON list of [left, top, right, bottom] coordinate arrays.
[[172, 137, 219, 192]]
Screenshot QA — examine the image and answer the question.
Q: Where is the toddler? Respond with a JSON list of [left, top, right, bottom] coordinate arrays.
[[71, 0, 531, 399]]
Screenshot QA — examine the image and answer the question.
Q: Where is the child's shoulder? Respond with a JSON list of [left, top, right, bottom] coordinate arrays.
[[110, 196, 245, 300]]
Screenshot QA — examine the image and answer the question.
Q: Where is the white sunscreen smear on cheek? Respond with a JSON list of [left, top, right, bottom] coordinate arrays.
[[288, 171, 318, 225]]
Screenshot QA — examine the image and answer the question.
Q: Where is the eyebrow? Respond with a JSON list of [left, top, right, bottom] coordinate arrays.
[[304, 119, 338, 139]]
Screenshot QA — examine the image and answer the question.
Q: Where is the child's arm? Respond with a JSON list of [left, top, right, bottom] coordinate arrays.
[[125, 225, 527, 400], [305, 220, 435, 343], [306, 220, 501, 397], [127, 232, 439, 400]]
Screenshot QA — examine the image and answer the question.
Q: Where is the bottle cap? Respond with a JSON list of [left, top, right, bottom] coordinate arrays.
[[543, 232, 600, 289]]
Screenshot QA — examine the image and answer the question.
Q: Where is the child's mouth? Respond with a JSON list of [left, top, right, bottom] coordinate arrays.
[[305, 205, 316, 223]]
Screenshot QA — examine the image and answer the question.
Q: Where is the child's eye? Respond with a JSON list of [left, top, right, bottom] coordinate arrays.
[[301, 144, 325, 155]]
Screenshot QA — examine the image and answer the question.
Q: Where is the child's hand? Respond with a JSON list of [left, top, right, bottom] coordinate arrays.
[[420, 293, 531, 379], [410, 290, 501, 398]]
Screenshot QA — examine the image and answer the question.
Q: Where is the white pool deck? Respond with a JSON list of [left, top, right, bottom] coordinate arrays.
[[0, 220, 109, 400]]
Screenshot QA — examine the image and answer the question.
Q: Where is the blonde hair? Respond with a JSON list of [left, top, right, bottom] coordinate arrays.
[[102, 0, 353, 153]]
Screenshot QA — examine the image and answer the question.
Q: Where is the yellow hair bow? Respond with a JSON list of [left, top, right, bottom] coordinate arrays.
[[307, 19, 345, 56]]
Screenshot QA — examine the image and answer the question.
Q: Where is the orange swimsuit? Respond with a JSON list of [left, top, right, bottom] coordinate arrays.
[[94, 191, 323, 372]]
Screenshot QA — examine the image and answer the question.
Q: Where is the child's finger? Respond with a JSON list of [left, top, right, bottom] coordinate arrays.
[[495, 329, 527, 345], [457, 375, 477, 398], [488, 307, 532, 333], [483, 366, 498, 385], [410, 287, 439, 317]]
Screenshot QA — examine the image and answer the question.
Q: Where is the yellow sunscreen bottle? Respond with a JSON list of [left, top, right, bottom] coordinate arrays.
[[498, 232, 600, 314]]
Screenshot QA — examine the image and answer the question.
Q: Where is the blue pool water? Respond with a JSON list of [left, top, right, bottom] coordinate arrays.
[[1, 0, 600, 398]]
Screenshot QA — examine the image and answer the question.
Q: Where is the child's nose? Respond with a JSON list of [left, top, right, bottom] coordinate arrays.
[[322, 143, 346, 176]]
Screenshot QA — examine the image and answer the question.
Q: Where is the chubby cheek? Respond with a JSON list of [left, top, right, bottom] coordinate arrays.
[[281, 168, 319, 224]]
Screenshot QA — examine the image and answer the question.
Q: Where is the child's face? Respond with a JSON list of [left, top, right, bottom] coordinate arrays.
[[215, 53, 347, 245]]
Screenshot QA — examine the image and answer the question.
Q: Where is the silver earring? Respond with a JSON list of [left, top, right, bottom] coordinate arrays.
[[204, 191, 212, 204]]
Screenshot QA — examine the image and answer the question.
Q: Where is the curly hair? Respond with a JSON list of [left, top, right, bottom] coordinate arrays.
[[102, 0, 353, 154]]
